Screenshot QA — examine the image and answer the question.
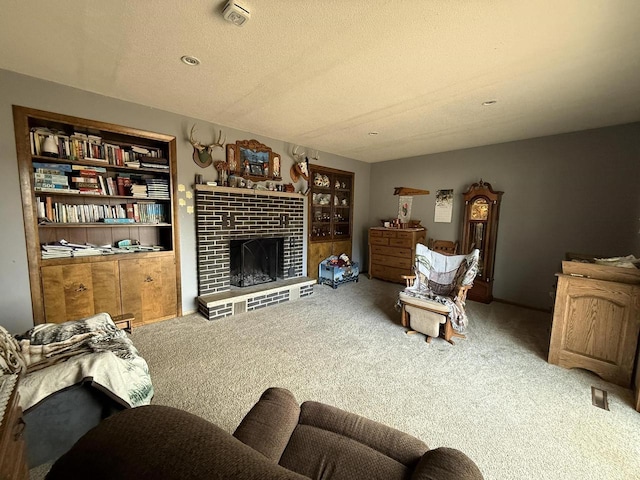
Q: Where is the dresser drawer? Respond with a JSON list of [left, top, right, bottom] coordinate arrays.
[[371, 254, 413, 269], [370, 263, 411, 283], [389, 238, 412, 248], [369, 236, 389, 246], [370, 245, 412, 258]]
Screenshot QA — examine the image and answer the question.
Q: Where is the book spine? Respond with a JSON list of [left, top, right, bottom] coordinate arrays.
[[34, 173, 69, 183]]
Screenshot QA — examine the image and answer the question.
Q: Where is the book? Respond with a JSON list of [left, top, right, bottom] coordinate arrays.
[[34, 183, 69, 189], [74, 182, 100, 189], [34, 186, 80, 194], [71, 165, 106, 173], [71, 176, 97, 183], [34, 173, 69, 182], [33, 162, 72, 172], [106, 177, 115, 196], [116, 176, 132, 196], [102, 218, 135, 224]]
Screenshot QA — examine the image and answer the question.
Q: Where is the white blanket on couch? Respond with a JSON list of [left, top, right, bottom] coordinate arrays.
[[15, 313, 154, 411]]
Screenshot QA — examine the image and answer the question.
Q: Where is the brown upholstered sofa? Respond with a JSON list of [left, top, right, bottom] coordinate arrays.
[[47, 387, 483, 480]]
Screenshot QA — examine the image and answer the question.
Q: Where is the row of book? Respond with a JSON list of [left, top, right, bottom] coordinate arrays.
[[41, 240, 163, 259], [36, 198, 168, 224], [30, 127, 168, 168], [33, 162, 169, 198]]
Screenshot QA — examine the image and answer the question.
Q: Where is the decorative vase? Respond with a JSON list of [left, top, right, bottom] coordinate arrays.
[[41, 135, 58, 157]]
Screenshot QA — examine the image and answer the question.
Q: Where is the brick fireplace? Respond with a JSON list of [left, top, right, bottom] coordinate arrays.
[[195, 185, 315, 320]]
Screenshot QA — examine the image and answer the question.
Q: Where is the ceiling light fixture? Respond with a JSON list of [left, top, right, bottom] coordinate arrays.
[[482, 100, 497, 106], [368, 132, 379, 136], [181, 56, 201, 66]]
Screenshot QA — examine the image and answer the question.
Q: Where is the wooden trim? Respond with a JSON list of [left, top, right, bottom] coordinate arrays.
[[13, 106, 45, 324], [169, 138, 182, 317], [492, 297, 552, 313], [12, 105, 175, 143]]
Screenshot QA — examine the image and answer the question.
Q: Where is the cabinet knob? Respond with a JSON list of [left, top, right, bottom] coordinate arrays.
[[76, 283, 87, 292], [144, 276, 154, 283]]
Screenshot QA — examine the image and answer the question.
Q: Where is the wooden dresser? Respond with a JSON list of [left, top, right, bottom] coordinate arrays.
[[368, 227, 426, 284], [0, 374, 29, 480], [548, 260, 640, 412]]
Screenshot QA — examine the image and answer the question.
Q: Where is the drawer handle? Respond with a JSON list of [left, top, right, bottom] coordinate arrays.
[[76, 283, 87, 292], [144, 276, 154, 283]]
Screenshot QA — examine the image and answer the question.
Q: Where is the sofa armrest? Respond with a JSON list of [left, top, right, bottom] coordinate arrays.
[[233, 387, 300, 462], [411, 447, 484, 480]]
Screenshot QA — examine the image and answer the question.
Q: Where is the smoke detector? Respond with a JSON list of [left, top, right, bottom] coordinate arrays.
[[222, 1, 251, 26]]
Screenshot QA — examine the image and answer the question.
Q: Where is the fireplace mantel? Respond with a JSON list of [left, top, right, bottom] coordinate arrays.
[[195, 184, 304, 199]]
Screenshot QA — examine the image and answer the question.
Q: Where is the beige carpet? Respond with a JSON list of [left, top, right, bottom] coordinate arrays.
[[32, 276, 640, 479]]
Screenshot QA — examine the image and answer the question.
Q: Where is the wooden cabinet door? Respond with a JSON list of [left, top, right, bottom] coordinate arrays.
[[307, 242, 333, 279], [548, 275, 640, 387], [120, 256, 177, 325], [331, 240, 352, 258], [41, 262, 121, 323]]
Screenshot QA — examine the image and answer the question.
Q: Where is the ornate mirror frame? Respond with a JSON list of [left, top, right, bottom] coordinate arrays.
[[226, 139, 282, 181]]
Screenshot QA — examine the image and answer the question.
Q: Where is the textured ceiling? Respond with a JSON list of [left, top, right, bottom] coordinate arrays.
[[1, 1, 640, 162]]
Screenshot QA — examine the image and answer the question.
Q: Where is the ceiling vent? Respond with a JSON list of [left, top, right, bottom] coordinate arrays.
[[222, 1, 250, 26]]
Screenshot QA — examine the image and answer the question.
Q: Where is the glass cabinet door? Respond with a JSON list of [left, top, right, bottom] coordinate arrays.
[[309, 168, 353, 242]]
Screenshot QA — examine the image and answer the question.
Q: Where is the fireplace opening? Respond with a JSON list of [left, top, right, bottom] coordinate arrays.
[[230, 238, 283, 287]]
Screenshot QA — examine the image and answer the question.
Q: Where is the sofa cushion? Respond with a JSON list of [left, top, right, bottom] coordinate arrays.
[[234, 387, 300, 463]]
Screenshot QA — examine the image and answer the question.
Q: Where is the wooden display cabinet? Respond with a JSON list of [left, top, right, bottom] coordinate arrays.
[[307, 166, 354, 279], [460, 180, 503, 303], [13, 106, 182, 325]]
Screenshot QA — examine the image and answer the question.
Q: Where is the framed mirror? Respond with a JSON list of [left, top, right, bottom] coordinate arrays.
[[226, 139, 281, 181]]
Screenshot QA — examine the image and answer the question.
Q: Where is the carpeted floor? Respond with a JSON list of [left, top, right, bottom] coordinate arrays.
[[31, 276, 640, 479]]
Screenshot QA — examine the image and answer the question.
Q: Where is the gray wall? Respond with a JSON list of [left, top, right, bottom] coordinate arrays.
[[370, 124, 640, 310], [0, 69, 371, 333]]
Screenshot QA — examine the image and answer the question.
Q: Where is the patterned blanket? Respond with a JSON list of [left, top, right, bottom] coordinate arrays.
[[401, 245, 480, 332], [11, 313, 153, 411]]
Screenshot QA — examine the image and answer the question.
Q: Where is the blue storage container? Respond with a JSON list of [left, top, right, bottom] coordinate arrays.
[[318, 257, 359, 289]]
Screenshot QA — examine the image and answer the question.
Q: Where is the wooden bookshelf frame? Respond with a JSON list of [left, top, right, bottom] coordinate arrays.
[[13, 105, 182, 325]]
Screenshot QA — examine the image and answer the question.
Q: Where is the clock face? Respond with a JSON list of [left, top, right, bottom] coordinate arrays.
[[470, 198, 489, 220]]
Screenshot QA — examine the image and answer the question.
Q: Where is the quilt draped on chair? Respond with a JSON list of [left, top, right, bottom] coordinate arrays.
[[401, 244, 479, 332]]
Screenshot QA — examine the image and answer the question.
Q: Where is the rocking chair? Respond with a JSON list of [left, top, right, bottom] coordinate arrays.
[[399, 244, 479, 344]]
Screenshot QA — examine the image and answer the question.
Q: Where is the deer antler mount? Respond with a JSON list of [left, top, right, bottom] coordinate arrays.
[[188, 125, 226, 168]]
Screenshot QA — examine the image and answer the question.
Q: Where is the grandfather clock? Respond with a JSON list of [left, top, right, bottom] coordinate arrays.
[[461, 180, 503, 303]]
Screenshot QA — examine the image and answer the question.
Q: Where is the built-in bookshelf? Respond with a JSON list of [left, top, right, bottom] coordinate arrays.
[[13, 106, 182, 326]]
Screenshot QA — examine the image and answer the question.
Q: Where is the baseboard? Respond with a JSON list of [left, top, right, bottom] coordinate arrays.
[[492, 297, 552, 313]]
